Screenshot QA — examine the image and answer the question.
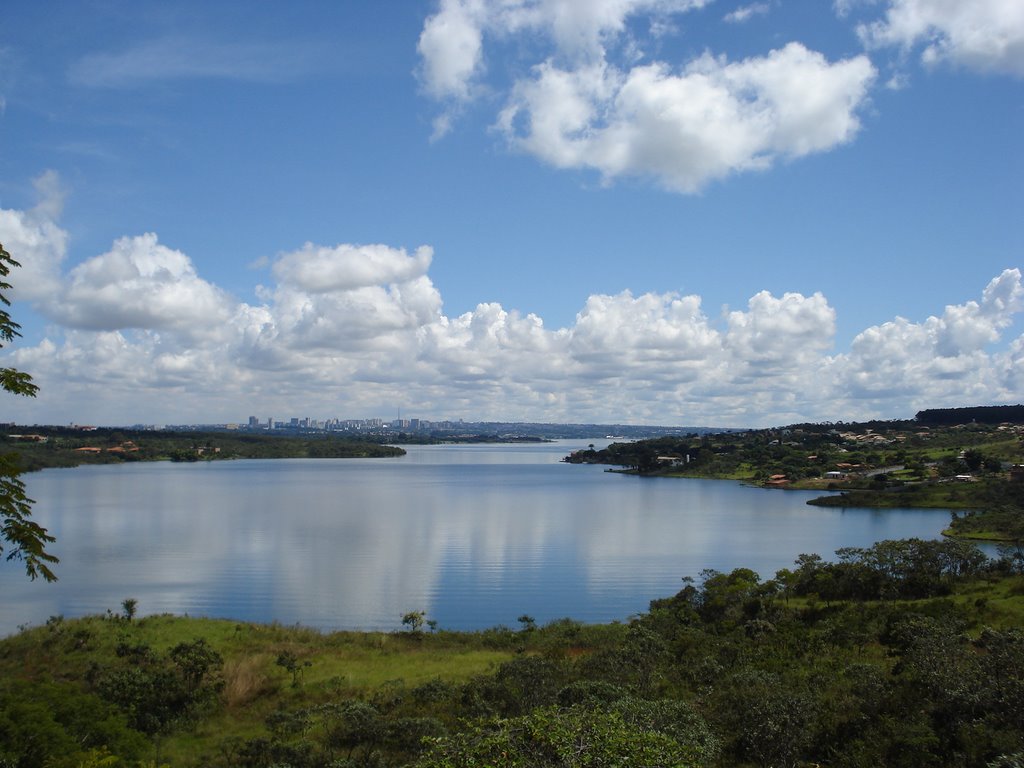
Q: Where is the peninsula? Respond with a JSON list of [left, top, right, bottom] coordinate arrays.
[[1, 426, 407, 471], [564, 406, 1024, 542]]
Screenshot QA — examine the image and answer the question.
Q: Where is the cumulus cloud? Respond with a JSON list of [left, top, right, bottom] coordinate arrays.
[[858, 0, 1024, 77], [725, 290, 835, 370], [419, 0, 875, 191], [262, 243, 443, 356], [273, 243, 433, 293], [52, 233, 233, 341], [569, 291, 719, 376], [836, 269, 1024, 408], [2, 193, 1021, 426], [417, 0, 486, 102], [498, 43, 875, 191], [0, 171, 68, 302], [417, 0, 712, 102]]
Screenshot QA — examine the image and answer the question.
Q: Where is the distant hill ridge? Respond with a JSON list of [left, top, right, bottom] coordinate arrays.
[[915, 405, 1024, 426]]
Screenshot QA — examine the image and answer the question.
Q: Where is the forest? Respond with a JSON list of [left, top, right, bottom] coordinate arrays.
[[1, 537, 1022, 767]]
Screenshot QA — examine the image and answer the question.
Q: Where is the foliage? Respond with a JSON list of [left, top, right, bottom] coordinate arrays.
[[402, 611, 426, 634], [93, 637, 224, 735], [276, 649, 312, 687], [415, 705, 701, 768], [0, 679, 148, 767], [122, 598, 139, 622], [0, 243, 38, 401], [0, 241, 57, 582], [781, 538, 991, 602], [946, 482, 1024, 543], [0, 454, 57, 581]]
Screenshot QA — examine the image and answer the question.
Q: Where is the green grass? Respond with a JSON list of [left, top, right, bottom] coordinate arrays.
[[4, 570, 1023, 767], [0, 611, 523, 766], [948, 575, 1024, 630], [942, 528, 1016, 541]]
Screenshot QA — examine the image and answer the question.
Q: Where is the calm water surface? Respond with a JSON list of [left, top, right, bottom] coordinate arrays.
[[1, 440, 959, 635]]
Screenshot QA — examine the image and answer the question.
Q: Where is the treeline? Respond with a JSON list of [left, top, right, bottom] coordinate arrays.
[[916, 405, 1024, 426], [565, 429, 862, 479], [567, 418, 1024, 481], [2, 539, 1022, 767], [0, 427, 405, 472]]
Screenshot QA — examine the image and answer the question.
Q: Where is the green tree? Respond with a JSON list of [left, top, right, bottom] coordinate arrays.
[[121, 598, 138, 622], [0, 680, 148, 768], [415, 705, 700, 768], [0, 241, 57, 582], [275, 649, 312, 688], [94, 637, 223, 737], [402, 610, 426, 634]]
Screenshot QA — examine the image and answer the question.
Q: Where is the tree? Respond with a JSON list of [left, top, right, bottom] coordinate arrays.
[[0, 241, 57, 581], [120, 598, 138, 622], [275, 649, 312, 688], [402, 610, 426, 634]]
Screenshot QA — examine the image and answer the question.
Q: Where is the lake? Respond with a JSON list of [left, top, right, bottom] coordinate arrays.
[[0, 440, 962, 636]]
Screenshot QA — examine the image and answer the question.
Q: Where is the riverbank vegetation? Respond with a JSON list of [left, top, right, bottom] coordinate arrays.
[[1, 538, 1022, 767], [564, 407, 1024, 542], [0, 427, 405, 472]]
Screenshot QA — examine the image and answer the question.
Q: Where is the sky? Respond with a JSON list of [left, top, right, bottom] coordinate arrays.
[[0, 0, 1021, 429]]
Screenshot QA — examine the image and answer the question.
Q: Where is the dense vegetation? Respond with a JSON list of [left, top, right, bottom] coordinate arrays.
[[916, 405, 1024, 426], [0, 427, 405, 472], [1, 538, 1022, 767]]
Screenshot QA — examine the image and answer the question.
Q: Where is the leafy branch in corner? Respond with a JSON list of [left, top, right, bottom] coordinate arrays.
[[0, 241, 56, 581]]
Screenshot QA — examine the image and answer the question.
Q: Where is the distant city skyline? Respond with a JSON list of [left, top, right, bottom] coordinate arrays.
[[0, 1, 1021, 428]]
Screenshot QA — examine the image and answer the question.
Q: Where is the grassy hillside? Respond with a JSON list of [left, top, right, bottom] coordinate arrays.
[[2, 539, 1023, 767]]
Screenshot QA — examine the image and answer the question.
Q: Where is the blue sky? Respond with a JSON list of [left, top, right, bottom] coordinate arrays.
[[0, 0, 1021, 427]]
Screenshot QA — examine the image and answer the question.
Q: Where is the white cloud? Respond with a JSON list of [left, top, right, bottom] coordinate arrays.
[[0, 171, 69, 303], [492, 0, 711, 61], [273, 243, 434, 293], [52, 233, 233, 341], [498, 43, 875, 191], [859, 0, 1024, 77], [833, 0, 876, 20], [835, 268, 1024, 408], [2, 196, 1021, 426], [569, 291, 719, 376], [725, 290, 835, 369], [417, 0, 486, 102], [417, 0, 712, 102], [263, 243, 443, 356], [419, 1, 875, 192], [724, 3, 771, 24]]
